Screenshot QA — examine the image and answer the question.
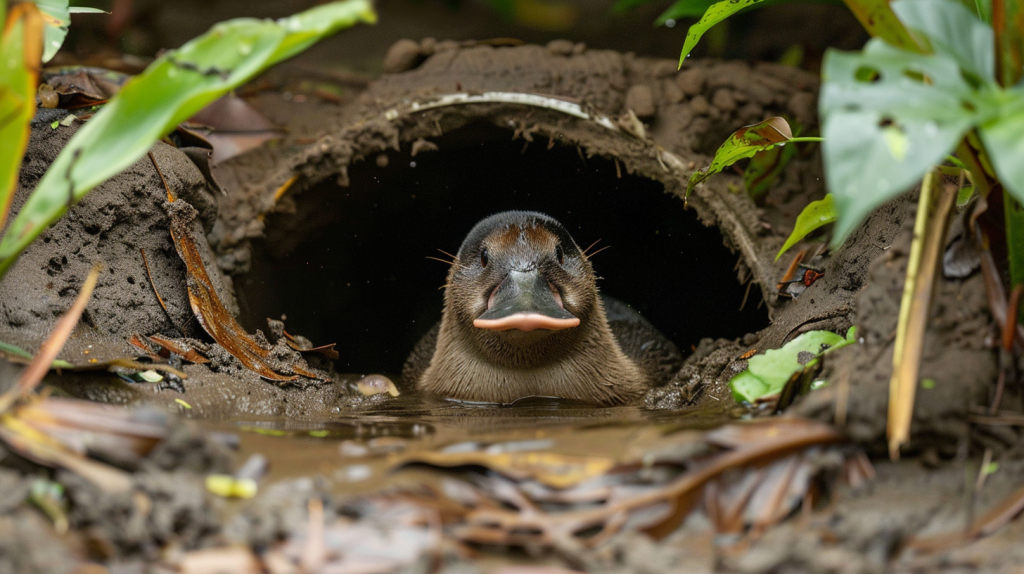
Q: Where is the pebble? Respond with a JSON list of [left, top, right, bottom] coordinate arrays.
[[689, 95, 710, 115], [383, 39, 422, 74], [676, 68, 706, 96], [625, 85, 657, 119], [711, 88, 737, 112], [546, 39, 575, 56], [662, 80, 684, 104]]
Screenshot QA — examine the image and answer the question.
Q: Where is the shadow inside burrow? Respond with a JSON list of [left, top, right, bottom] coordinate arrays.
[[235, 122, 770, 375]]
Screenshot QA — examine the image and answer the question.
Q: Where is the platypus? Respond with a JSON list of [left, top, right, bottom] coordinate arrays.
[[403, 211, 681, 406]]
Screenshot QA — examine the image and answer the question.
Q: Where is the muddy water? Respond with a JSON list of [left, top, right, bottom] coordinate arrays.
[[205, 394, 738, 497]]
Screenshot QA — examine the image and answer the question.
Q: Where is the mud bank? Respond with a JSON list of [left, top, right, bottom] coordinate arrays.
[[0, 38, 1020, 574]]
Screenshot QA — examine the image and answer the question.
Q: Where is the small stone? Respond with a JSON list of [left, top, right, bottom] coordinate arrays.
[[571, 42, 587, 55], [383, 39, 422, 74], [689, 95, 710, 115], [625, 85, 657, 119], [356, 374, 399, 397], [420, 37, 437, 56], [653, 61, 678, 78], [546, 39, 575, 56], [662, 80, 683, 104], [676, 68, 705, 96], [711, 88, 737, 112], [435, 40, 461, 52]]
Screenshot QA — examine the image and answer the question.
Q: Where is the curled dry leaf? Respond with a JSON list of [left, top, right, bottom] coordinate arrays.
[[284, 331, 340, 360], [146, 334, 211, 364], [167, 201, 296, 382]]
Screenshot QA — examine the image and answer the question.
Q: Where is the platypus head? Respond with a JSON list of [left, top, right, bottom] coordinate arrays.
[[444, 211, 598, 365]]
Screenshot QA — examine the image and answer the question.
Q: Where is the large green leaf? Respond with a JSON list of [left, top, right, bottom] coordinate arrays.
[[891, 0, 994, 82], [0, 3, 43, 232], [0, 0, 376, 278], [820, 38, 986, 243], [730, 327, 856, 403]]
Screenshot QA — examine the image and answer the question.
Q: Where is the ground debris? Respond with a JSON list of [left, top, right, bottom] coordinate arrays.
[[381, 418, 864, 551]]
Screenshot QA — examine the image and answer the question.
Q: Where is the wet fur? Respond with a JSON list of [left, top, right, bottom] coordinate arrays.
[[411, 211, 649, 405]]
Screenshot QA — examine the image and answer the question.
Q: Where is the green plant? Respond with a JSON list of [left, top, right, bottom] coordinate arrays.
[[0, 0, 377, 279], [730, 327, 856, 403], [679, 0, 1024, 457]]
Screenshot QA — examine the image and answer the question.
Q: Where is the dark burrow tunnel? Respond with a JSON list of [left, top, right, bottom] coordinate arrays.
[[234, 122, 770, 376]]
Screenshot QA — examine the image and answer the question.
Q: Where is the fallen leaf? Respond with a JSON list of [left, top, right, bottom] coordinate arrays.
[[167, 201, 296, 382]]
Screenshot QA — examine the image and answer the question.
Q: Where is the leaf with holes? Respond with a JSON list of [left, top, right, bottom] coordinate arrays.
[[776, 194, 836, 261], [820, 38, 992, 244], [0, 0, 376, 279], [891, 0, 994, 82]]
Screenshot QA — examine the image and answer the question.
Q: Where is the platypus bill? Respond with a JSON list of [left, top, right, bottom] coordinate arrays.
[[403, 211, 680, 406]]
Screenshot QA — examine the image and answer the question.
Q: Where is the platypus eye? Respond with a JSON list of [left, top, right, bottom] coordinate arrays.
[[480, 247, 489, 268], [556, 244, 565, 265]]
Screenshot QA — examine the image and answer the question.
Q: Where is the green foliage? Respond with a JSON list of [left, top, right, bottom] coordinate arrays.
[[0, 0, 377, 279], [685, 117, 821, 200], [743, 134, 798, 200], [1006, 192, 1024, 322], [0, 3, 42, 232], [34, 0, 105, 62], [821, 0, 1024, 245], [0, 340, 74, 369], [730, 327, 857, 403], [676, 0, 764, 66], [776, 194, 836, 260]]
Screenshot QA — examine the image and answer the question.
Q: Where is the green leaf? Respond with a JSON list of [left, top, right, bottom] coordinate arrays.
[[0, 3, 43, 233], [743, 139, 797, 200], [0, 0, 376, 278], [677, 0, 765, 66], [975, 0, 992, 23], [33, 0, 72, 62], [820, 38, 987, 244], [892, 0, 995, 83], [685, 117, 821, 199], [978, 88, 1024, 203], [0, 339, 75, 369], [776, 194, 837, 260], [1005, 191, 1024, 324], [729, 327, 856, 403], [843, 0, 921, 52]]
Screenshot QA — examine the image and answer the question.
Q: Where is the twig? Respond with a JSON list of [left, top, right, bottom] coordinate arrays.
[[0, 266, 100, 413]]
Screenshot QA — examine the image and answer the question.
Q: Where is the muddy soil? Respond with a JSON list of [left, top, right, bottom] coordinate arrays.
[[0, 39, 1021, 574]]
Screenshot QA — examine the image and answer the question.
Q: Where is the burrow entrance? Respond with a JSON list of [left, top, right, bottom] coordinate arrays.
[[235, 122, 769, 375]]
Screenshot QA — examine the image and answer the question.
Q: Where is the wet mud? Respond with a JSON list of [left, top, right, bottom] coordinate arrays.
[[0, 39, 1020, 573]]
